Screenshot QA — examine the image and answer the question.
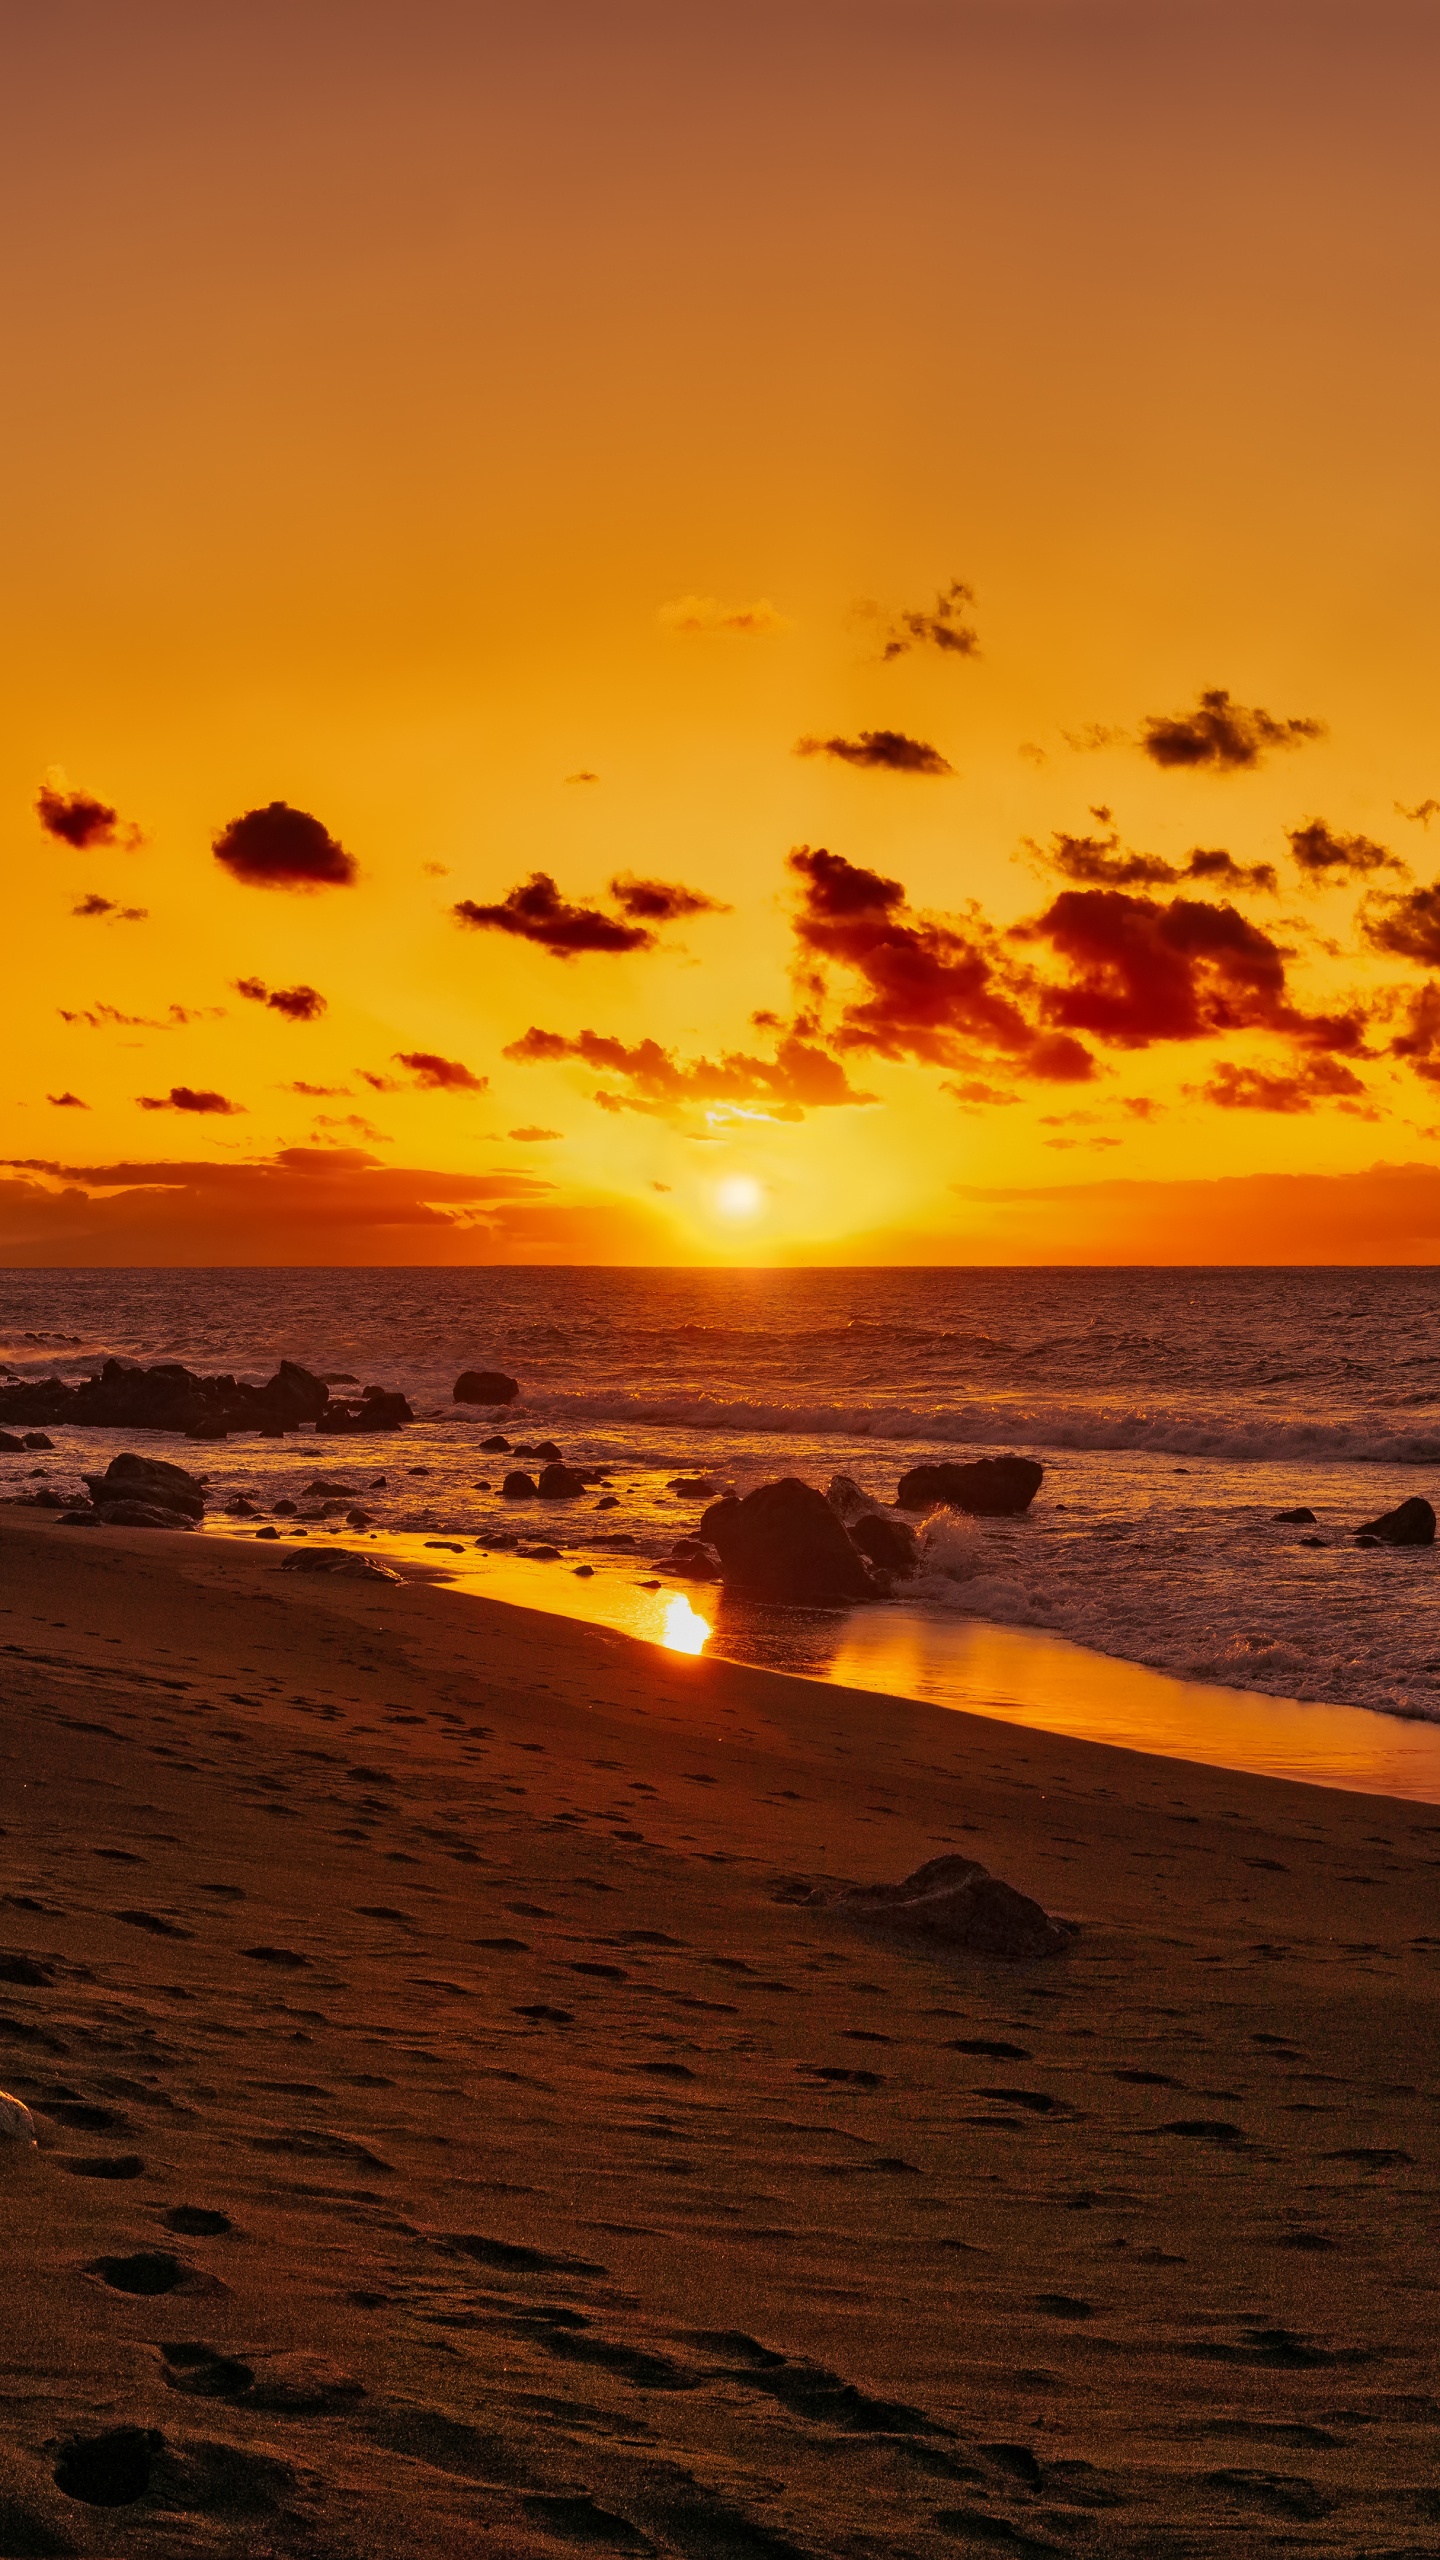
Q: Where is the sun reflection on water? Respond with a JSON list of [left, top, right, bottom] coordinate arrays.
[[660, 1592, 712, 1655]]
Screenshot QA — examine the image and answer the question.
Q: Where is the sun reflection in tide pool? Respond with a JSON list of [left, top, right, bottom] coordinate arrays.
[[661, 1593, 712, 1655]]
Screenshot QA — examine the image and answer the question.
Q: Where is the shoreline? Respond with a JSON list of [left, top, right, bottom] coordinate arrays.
[[5, 1508, 1440, 2551]]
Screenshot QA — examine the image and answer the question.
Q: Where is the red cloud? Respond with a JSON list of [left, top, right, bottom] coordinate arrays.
[[213, 802, 357, 890], [137, 1087, 243, 1115], [453, 874, 654, 956], [1287, 818, 1402, 882], [1033, 820, 1277, 894], [788, 845, 1093, 1083], [1360, 879, 1440, 967], [394, 1051, 486, 1091], [37, 784, 143, 850], [503, 1024, 872, 1122], [1198, 1058, 1371, 1113], [72, 893, 148, 922], [234, 977, 327, 1021], [607, 874, 730, 921], [46, 1092, 88, 1109], [1024, 887, 1368, 1055]]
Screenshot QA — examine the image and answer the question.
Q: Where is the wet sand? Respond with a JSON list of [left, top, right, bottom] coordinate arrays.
[[2, 1509, 1440, 2556]]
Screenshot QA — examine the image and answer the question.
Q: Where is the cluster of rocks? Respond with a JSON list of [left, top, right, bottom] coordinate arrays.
[[0, 1359, 412, 1439], [1274, 1494, 1435, 1549], [659, 1454, 1047, 1607]]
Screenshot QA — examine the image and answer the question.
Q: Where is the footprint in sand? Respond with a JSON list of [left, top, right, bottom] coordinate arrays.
[[114, 1909, 192, 1938], [241, 1946, 310, 1968], [85, 2249, 214, 2297], [60, 2153, 145, 2179], [164, 2205, 232, 2236]]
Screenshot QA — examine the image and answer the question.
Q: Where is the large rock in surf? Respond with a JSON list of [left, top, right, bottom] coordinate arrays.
[[316, 1387, 412, 1434], [850, 1512, 918, 1575], [82, 1452, 207, 1519], [502, 1470, 539, 1500], [895, 1455, 1043, 1517], [0, 1356, 334, 1436], [699, 1478, 882, 1604], [1355, 1496, 1435, 1548], [454, 1369, 520, 1406], [831, 1854, 1075, 1959], [537, 1464, 587, 1498]]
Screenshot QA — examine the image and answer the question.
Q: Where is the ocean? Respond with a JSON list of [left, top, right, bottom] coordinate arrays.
[[7, 1264, 1440, 1757]]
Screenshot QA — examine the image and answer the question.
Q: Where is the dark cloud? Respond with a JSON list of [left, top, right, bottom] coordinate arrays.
[[286, 1081, 351, 1097], [1359, 879, 1440, 968], [1024, 887, 1368, 1056], [795, 729, 953, 776], [137, 1087, 243, 1115], [46, 1092, 88, 1109], [503, 1023, 872, 1123], [72, 893, 148, 922], [1389, 984, 1440, 1083], [607, 873, 731, 922], [788, 845, 1094, 1084], [234, 977, 327, 1022], [213, 802, 357, 890], [508, 1126, 562, 1142], [1140, 688, 1325, 772], [1287, 818, 1403, 883], [453, 873, 655, 957], [1397, 800, 1440, 828], [942, 1079, 1021, 1109], [394, 1050, 487, 1092], [357, 1071, 402, 1093], [37, 783, 143, 851], [1183, 847, 1279, 893], [1033, 820, 1178, 888], [566, 770, 600, 785], [59, 1001, 223, 1030], [876, 578, 978, 662], [1198, 1057, 1372, 1113]]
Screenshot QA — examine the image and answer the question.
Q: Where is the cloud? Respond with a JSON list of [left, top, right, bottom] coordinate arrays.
[[1196, 1057, 1371, 1113], [46, 1092, 88, 1109], [357, 1071, 402, 1093], [0, 1150, 673, 1267], [508, 1126, 562, 1142], [1140, 688, 1326, 772], [795, 729, 953, 776], [59, 1001, 224, 1029], [873, 577, 978, 663], [286, 1081, 351, 1097], [607, 873, 731, 922], [942, 1079, 1021, 1109], [1397, 799, 1440, 828], [393, 1050, 487, 1092], [788, 844, 1094, 1083], [36, 782, 143, 851], [1359, 878, 1440, 968], [1023, 886, 1368, 1056], [137, 1087, 244, 1115], [452, 873, 655, 957], [1287, 818, 1403, 883], [565, 770, 599, 785], [1061, 724, 1129, 753], [311, 1113, 388, 1140], [72, 893, 148, 922], [1030, 820, 1277, 894], [503, 1023, 873, 1123], [651, 1180, 671, 1192], [213, 802, 357, 890], [657, 595, 790, 636], [421, 860, 451, 878], [234, 977, 327, 1022], [1389, 984, 1440, 1083]]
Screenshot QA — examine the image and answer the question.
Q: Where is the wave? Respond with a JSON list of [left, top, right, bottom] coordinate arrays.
[[534, 1387, 1440, 1468]]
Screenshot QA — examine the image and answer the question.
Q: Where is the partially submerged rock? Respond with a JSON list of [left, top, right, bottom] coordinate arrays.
[[454, 1369, 520, 1405], [83, 1452, 207, 1519], [699, 1478, 883, 1604], [896, 1455, 1043, 1517], [828, 1854, 1075, 1959], [0, 1355, 331, 1436], [278, 1548, 401, 1581], [502, 1470, 539, 1500], [537, 1464, 588, 1498], [850, 1512, 918, 1575], [666, 1537, 722, 1580], [1355, 1496, 1435, 1547], [316, 1387, 412, 1434]]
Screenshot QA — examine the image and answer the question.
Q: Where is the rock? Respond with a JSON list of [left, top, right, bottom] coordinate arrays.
[[22, 1432, 54, 1451], [323, 1373, 359, 1384], [831, 1854, 1075, 1959], [345, 1508, 375, 1528], [274, 1498, 297, 1516], [850, 1512, 919, 1575], [594, 1495, 619, 1510], [668, 1476, 720, 1498], [83, 1453, 207, 1518], [255, 1525, 280, 1539], [502, 1471, 539, 1499], [0, 2086, 37, 2153], [698, 1477, 882, 1604], [278, 1547, 401, 1581], [316, 1389, 412, 1434], [305, 1478, 356, 1496], [0, 1431, 25, 1452], [532, 1441, 563, 1462], [825, 1473, 874, 1522], [537, 1464, 587, 1498], [1274, 1506, 1317, 1524], [1299, 1535, 1327, 1548], [92, 1500, 199, 1529], [454, 1369, 520, 1405], [1355, 1534, 1380, 1549], [226, 1496, 259, 1516], [525, 1544, 562, 1561], [21, 1488, 69, 1508], [1355, 1497, 1435, 1547], [480, 1434, 511, 1452], [574, 1564, 594, 1578], [895, 1455, 1043, 1516], [666, 1538, 722, 1580], [186, 1422, 228, 1441]]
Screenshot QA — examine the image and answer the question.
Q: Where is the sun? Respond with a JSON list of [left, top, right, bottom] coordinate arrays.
[[715, 1174, 765, 1220]]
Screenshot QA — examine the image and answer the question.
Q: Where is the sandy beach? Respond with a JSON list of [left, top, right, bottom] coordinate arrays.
[[3, 1510, 1439, 2557]]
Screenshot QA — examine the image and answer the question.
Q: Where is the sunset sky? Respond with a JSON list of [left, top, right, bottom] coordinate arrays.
[[6, 0, 1440, 1265]]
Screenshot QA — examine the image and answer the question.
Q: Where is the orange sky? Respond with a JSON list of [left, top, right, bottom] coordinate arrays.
[[5, 0, 1440, 1265]]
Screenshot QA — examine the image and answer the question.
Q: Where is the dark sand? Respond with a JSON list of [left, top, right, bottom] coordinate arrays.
[[2, 1509, 1439, 2556]]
